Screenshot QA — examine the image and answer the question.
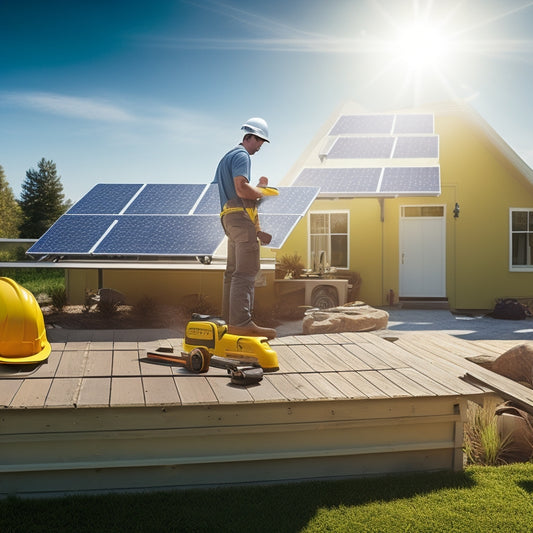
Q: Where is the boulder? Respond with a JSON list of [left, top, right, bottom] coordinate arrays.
[[302, 303, 389, 335], [491, 343, 533, 388]]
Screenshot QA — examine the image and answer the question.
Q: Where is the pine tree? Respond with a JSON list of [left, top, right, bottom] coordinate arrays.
[[18, 158, 70, 238], [0, 165, 22, 238]]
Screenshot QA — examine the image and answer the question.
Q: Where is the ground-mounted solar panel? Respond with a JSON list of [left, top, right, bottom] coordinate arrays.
[[258, 187, 320, 215], [293, 168, 381, 195], [125, 184, 206, 214], [393, 136, 439, 158], [193, 183, 221, 214], [328, 137, 395, 159], [28, 183, 319, 259], [27, 215, 118, 255], [329, 114, 394, 135], [257, 214, 302, 249], [393, 114, 434, 134], [380, 167, 440, 195], [93, 215, 225, 256], [68, 184, 143, 214]]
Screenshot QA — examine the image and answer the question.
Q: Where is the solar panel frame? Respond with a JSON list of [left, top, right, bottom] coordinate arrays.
[[392, 136, 439, 158], [257, 186, 320, 215], [329, 114, 394, 135], [293, 168, 381, 195], [380, 167, 440, 195], [27, 215, 119, 255], [393, 114, 434, 134], [93, 215, 226, 257], [124, 184, 207, 214], [67, 184, 144, 215], [327, 137, 395, 159]]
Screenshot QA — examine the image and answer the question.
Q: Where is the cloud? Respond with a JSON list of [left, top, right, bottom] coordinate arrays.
[[2, 91, 135, 122]]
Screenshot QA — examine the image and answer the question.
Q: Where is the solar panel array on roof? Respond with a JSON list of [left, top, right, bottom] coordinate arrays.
[[393, 114, 434, 134], [381, 167, 440, 195], [392, 136, 439, 158], [293, 167, 440, 197], [28, 183, 320, 258], [330, 114, 394, 135], [293, 168, 381, 194], [328, 137, 395, 159], [298, 111, 440, 197], [329, 113, 434, 136]]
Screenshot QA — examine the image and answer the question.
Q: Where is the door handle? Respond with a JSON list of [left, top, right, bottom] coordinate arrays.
[[401, 253, 405, 264]]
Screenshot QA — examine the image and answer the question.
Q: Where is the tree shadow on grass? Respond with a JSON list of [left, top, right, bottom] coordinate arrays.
[[0, 470, 477, 533]]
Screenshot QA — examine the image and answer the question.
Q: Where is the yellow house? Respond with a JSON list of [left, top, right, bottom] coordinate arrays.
[[23, 100, 533, 314], [277, 101, 533, 312]]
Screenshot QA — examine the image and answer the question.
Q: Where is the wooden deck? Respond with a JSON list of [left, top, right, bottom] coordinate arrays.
[[0, 327, 523, 496]]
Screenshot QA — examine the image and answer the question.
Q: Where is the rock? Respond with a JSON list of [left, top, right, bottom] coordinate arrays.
[[491, 344, 533, 387], [302, 303, 389, 335]]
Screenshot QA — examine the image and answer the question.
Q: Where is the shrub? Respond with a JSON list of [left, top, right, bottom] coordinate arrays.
[[276, 253, 305, 279], [49, 286, 68, 312]]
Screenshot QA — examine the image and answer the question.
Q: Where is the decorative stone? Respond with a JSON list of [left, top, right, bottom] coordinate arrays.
[[491, 344, 533, 388], [302, 303, 389, 335]]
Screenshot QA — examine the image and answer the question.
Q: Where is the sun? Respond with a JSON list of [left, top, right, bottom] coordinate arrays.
[[395, 21, 452, 70]]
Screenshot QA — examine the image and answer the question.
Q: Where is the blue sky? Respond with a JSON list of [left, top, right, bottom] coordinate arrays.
[[2, 0, 533, 203]]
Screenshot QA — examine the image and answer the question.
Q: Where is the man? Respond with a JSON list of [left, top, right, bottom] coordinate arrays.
[[213, 117, 276, 339]]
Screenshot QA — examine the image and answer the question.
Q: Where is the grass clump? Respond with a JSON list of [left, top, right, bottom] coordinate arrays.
[[464, 401, 513, 466]]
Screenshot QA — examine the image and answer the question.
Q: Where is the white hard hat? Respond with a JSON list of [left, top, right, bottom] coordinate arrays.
[[241, 117, 270, 143]]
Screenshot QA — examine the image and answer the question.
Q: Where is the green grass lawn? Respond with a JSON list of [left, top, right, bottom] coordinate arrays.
[[0, 267, 64, 297], [1, 463, 533, 532]]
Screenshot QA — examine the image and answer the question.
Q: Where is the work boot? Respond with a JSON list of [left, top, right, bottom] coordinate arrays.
[[228, 322, 276, 340]]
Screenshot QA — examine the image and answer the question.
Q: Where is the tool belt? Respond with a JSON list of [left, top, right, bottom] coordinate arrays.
[[220, 201, 259, 229]]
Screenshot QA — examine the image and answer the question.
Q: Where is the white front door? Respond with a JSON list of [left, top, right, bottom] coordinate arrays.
[[399, 206, 446, 298]]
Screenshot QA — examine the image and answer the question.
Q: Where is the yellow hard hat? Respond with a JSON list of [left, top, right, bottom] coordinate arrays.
[[0, 277, 51, 364]]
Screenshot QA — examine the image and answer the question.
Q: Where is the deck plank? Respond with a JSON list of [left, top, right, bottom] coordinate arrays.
[[84, 350, 113, 377], [45, 377, 80, 407], [266, 374, 308, 400], [322, 372, 368, 399], [379, 369, 435, 397], [340, 371, 389, 399], [301, 372, 347, 399], [174, 376, 218, 405], [289, 344, 335, 372], [397, 367, 459, 396], [112, 350, 142, 376], [110, 377, 145, 407], [0, 379, 23, 407], [10, 378, 53, 408], [307, 343, 354, 371], [283, 373, 322, 399], [77, 377, 111, 407], [362, 370, 410, 398], [278, 345, 315, 373], [319, 343, 373, 371], [55, 349, 87, 378], [142, 376, 181, 406], [247, 377, 286, 402], [206, 376, 254, 403]]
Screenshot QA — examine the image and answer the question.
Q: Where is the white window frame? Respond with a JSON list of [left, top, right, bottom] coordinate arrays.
[[307, 210, 350, 270], [509, 208, 533, 272]]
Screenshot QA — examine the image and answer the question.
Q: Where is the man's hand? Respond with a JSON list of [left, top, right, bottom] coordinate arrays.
[[257, 231, 272, 245]]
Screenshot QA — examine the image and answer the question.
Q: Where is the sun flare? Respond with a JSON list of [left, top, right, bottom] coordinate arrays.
[[395, 22, 452, 70]]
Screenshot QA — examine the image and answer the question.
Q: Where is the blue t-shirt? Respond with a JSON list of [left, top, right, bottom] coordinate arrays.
[[213, 145, 251, 209]]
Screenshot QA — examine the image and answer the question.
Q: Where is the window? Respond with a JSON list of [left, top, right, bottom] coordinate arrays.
[[510, 209, 533, 270], [309, 211, 349, 269]]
